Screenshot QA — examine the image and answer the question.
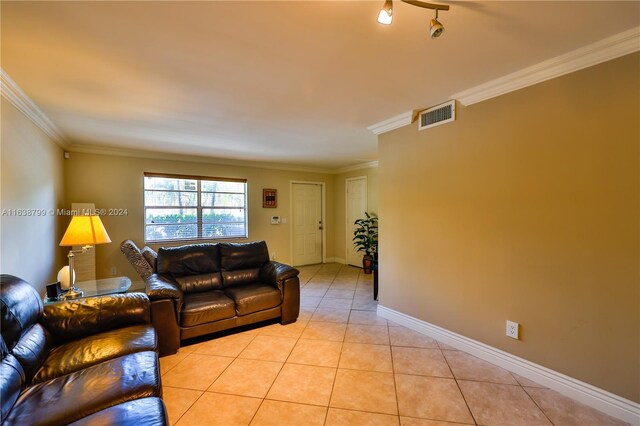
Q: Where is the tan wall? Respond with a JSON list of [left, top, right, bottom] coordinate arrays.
[[64, 152, 335, 283], [332, 167, 379, 262], [378, 53, 639, 402], [1, 98, 66, 295]]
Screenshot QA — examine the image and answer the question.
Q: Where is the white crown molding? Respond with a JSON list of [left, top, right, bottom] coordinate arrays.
[[377, 305, 640, 425], [370, 27, 640, 129], [334, 160, 379, 174], [69, 143, 373, 175], [453, 26, 640, 106], [367, 111, 413, 135], [69, 144, 335, 174], [0, 69, 69, 148]]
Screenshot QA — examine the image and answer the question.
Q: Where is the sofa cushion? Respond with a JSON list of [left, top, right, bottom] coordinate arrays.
[[32, 324, 157, 384], [219, 241, 269, 271], [175, 272, 223, 293], [157, 244, 220, 277], [68, 397, 168, 426], [222, 268, 261, 288], [181, 291, 236, 327], [4, 351, 160, 426], [42, 293, 151, 343], [224, 283, 281, 316]]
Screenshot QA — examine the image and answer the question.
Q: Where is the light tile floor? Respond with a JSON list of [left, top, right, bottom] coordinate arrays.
[[160, 263, 627, 426]]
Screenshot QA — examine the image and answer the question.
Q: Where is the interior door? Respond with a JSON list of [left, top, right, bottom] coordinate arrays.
[[292, 183, 323, 266], [346, 177, 368, 267]]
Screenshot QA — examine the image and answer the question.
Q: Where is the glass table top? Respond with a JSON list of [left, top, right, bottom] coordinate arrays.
[[45, 276, 132, 303]]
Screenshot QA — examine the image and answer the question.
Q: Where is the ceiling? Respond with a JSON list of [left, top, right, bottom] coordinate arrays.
[[2, 1, 639, 171]]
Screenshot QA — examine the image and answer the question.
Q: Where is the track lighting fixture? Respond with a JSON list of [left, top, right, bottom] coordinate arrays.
[[377, 0, 393, 25], [377, 0, 450, 39], [430, 10, 444, 38]]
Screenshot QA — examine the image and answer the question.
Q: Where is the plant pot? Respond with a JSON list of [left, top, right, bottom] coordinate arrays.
[[362, 254, 374, 274]]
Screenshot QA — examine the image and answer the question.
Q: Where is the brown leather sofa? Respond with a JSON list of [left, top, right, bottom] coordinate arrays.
[[0, 275, 167, 426], [144, 241, 300, 356]]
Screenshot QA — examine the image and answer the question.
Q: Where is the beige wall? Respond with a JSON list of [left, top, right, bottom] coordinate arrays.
[[64, 152, 335, 282], [332, 167, 378, 262], [378, 53, 639, 402], [1, 98, 66, 294]]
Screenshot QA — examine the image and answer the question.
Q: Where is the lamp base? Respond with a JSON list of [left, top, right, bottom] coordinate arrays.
[[60, 286, 84, 301]]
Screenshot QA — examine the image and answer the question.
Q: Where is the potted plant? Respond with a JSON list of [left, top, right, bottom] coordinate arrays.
[[353, 212, 378, 274]]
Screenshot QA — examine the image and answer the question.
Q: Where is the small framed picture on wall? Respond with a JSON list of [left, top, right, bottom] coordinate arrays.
[[263, 189, 277, 208]]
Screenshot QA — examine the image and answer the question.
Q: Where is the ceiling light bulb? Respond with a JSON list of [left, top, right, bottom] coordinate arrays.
[[430, 18, 444, 38], [377, 0, 393, 25]]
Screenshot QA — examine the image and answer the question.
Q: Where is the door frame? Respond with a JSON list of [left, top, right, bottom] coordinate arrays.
[[345, 176, 368, 267], [290, 180, 327, 265]]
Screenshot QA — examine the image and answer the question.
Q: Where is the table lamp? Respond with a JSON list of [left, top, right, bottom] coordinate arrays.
[[58, 215, 111, 300]]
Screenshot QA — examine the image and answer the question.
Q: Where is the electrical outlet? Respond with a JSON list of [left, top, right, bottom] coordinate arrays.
[[506, 320, 519, 339], [271, 252, 277, 260], [110, 266, 117, 276]]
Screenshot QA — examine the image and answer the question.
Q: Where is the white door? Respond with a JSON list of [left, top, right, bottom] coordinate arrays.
[[292, 183, 323, 266], [346, 177, 368, 267]]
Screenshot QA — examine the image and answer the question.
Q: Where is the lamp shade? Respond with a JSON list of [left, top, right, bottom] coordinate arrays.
[[59, 215, 111, 246]]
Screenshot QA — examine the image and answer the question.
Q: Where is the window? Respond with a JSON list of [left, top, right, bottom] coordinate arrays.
[[143, 173, 247, 242]]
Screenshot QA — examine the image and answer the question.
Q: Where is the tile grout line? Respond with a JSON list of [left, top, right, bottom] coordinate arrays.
[[520, 383, 557, 426], [441, 351, 479, 426], [203, 331, 259, 394], [322, 262, 348, 426], [247, 263, 328, 425], [170, 387, 207, 425], [388, 310, 402, 422], [165, 330, 264, 423]]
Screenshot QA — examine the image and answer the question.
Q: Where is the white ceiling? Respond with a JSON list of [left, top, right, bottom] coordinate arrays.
[[2, 1, 639, 170]]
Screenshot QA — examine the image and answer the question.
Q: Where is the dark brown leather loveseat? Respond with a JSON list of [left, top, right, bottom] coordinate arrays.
[[0, 275, 167, 426], [145, 241, 300, 356]]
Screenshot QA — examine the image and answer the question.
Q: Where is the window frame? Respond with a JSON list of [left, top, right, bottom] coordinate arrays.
[[143, 172, 248, 243]]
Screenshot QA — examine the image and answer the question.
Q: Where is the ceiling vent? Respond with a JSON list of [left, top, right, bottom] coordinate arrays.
[[418, 100, 455, 131]]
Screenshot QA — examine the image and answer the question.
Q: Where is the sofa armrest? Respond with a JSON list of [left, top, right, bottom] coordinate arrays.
[[42, 293, 150, 343], [146, 274, 183, 302], [260, 261, 299, 287], [273, 261, 300, 283], [145, 274, 182, 356], [267, 262, 300, 324]]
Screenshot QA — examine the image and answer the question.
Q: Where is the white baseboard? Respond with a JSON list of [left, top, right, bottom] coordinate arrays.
[[377, 305, 640, 425], [325, 257, 346, 264]]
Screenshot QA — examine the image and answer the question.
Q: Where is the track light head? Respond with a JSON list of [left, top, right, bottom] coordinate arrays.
[[377, 0, 450, 39], [377, 0, 393, 25], [430, 17, 444, 38]]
